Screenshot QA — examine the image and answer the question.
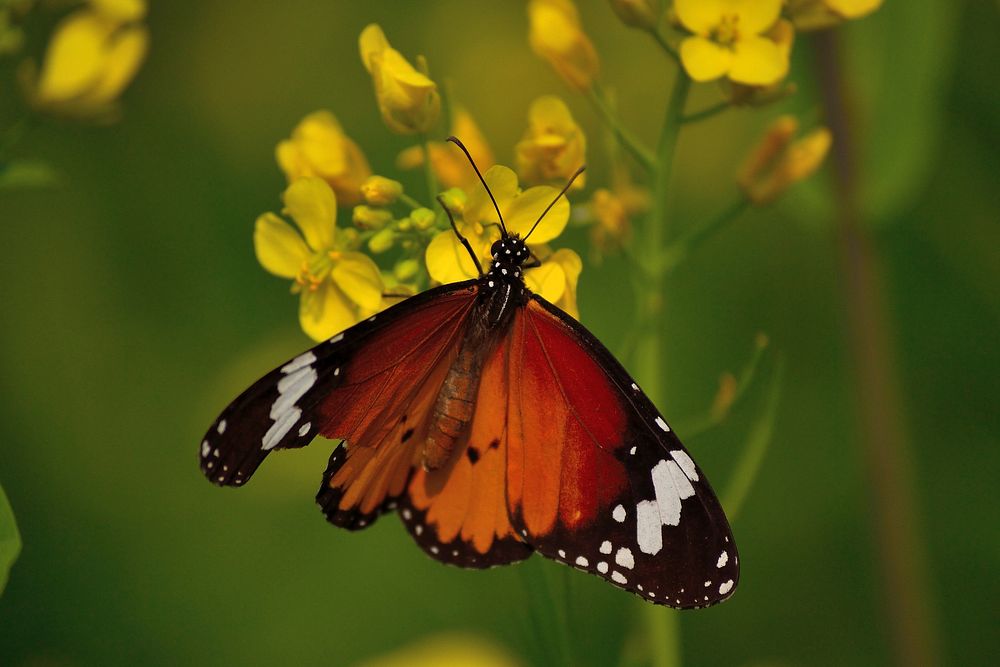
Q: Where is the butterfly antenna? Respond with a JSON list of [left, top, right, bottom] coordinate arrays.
[[523, 165, 586, 242], [436, 195, 484, 276], [446, 136, 508, 236]]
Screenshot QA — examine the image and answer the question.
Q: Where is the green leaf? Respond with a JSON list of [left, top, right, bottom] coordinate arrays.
[[0, 160, 58, 189], [0, 483, 21, 596], [722, 356, 784, 522]]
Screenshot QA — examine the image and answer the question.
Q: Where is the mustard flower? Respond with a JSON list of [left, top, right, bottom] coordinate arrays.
[[276, 110, 371, 206], [360, 175, 403, 206], [425, 165, 580, 316], [254, 177, 385, 341], [737, 115, 832, 204], [397, 107, 495, 189], [786, 0, 883, 31], [587, 187, 631, 255], [675, 0, 789, 86], [516, 95, 587, 190], [359, 24, 441, 135], [22, 0, 148, 117], [528, 0, 599, 91]]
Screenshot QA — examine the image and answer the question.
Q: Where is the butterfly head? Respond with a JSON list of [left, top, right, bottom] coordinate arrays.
[[484, 235, 528, 286]]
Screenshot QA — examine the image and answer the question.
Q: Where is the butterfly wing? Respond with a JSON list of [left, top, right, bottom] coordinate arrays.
[[502, 296, 739, 608], [199, 281, 478, 526]]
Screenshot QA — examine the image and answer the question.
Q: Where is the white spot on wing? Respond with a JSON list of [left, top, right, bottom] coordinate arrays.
[[282, 351, 317, 373], [655, 416, 670, 432], [651, 460, 682, 526], [597, 561, 608, 573], [719, 579, 734, 595], [575, 556, 589, 567], [615, 547, 634, 570], [612, 504, 626, 523], [599, 541, 612, 554], [216, 419, 226, 434], [298, 422, 311, 437], [558, 549, 566, 558], [329, 333, 344, 343], [611, 571, 627, 584], [670, 449, 699, 481], [636, 500, 662, 555], [201, 441, 210, 457], [717, 551, 728, 568]]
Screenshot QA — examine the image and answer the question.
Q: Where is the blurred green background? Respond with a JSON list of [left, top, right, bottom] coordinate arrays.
[[1, 1, 998, 665]]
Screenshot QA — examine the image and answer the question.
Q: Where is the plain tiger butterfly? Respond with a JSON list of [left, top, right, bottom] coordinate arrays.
[[199, 137, 739, 608]]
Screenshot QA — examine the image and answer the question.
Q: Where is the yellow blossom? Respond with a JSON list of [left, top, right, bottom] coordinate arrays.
[[786, 0, 883, 31], [587, 187, 631, 255], [359, 24, 440, 135], [254, 177, 386, 341], [360, 175, 403, 206], [737, 115, 832, 204], [528, 0, 599, 91], [276, 110, 371, 206], [516, 95, 587, 190], [426, 165, 569, 278], [675, 0, 789, 86], [397, 107, 495, 189], [22, 1, 148, 117], [721, 19, 795, 105], [525, 246, 583, 319]]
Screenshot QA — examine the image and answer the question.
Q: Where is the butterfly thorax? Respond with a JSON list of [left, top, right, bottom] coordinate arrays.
[[479, 235, 530, 329]]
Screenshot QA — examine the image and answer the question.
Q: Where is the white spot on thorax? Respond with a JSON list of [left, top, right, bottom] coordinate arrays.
[[717, 551, 728, 568], [655, 416, 670, 432], [612, 504, 626, 522], [599, 540, 612, 554]]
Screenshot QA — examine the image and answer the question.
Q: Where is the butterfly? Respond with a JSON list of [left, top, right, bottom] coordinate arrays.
[[199, 137, 739, 608]]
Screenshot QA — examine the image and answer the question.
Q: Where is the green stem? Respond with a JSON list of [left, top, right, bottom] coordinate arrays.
[[586, 86, 657, 173], [658, 198, 750, 273], [633, 70, 691, 667], [680, 100, 732, 125], [648, 28, 680, 64], [398, 193, 423, 210]]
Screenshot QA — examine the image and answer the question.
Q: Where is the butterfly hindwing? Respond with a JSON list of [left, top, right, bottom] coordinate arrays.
[[501, 296, 739, 608]]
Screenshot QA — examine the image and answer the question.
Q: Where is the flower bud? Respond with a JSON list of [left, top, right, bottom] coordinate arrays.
[[360, 175, 403, 206], [737, 116, 832, 205], [516, 95, 586, 188], [438, 187, 467, 215], [352, 205, 393, 230], [527, 0, 599, 91], [410, 207, 436, 231], [393, 258, 420, 282], [608, 0, 660, 31], [367, 228, 396, 254], [277, 110, 371, 206]]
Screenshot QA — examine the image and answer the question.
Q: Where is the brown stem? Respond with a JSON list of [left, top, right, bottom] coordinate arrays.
[[813, 31, 941, 667]]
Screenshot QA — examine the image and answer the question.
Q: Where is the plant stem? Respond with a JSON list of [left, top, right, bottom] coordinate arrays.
[[648, 28, 679, 64], [586, 86, 657, 173], [658, 198, 750, 273], [680, 100, 732, 125], [813, 31, 941, 667], [633, 69, 691, 667]]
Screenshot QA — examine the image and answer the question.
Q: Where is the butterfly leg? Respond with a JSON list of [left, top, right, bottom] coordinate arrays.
[[523, 254, 542, 269], [437, 195, 484, 277]]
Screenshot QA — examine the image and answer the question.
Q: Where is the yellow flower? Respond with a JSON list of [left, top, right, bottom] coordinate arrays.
[[426, 164, 569, 269], [525, 246, 583, 319], [254, 177, 385, 341], [737, 115, 832, 204], [587, 187, 631, 255], [276, 110, 371, 206], [22, 0, 148, 117], [360, 175, 403, 206], [516, 95, 587, 190], [786, 0, 883, 31], [528, 0, 599, 91], [675, 0, 789, 86], [397, 107, 495, 189], [359, 24, 440, 135], [721, 19, 795, 105], [353, 634, 520, 667]]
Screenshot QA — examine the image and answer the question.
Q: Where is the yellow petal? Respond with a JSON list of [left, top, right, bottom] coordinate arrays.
[[84, 24, 148, 105], [282, 177, 337, 251], [679, 37, 733, 82], [525, 261, 567, 304], [299, 283, 355, 342], [464, 165, 518, 227], [825, 0, 882, 19], [331, 253, 384, 312], [674, 0, 726, 34], [729, 35, 788, 85], [89, 0, 147, 23], [504, 186, 569, 243], [254, 212, 310, 279], [36, 12, 111, 102], [733, 0, 782, 34], [358, 24, 388, 73], [425, 231, 482, 284]]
